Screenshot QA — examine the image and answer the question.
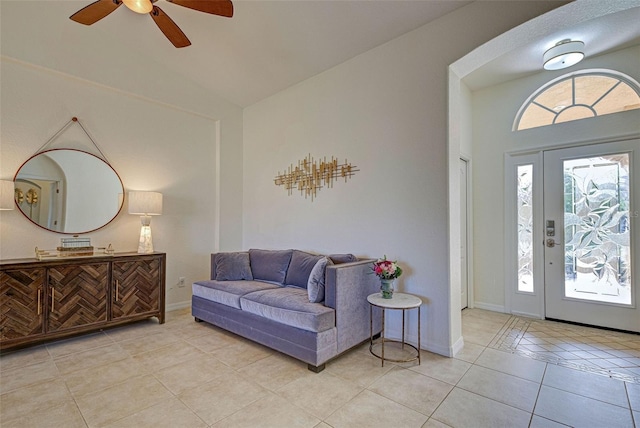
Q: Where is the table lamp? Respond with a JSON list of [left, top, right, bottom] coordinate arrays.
[[128, 191, 162, 253]]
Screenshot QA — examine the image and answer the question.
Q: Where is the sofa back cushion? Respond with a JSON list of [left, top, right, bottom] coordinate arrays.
[[328, 254, 358, 264], [249, 249, 293, 284], [285, 250, 323, 288], [214, 252, 253, 281]]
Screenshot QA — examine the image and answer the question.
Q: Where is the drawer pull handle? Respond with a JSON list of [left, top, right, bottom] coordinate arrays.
[[50, 287, 55, 312], [116, 280, 120, 301], [37, 289, 42, 315]]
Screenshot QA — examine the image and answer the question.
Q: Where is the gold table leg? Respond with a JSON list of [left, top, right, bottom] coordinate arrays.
[[381, 308, 385, 366], [418, 305, 421, 365]]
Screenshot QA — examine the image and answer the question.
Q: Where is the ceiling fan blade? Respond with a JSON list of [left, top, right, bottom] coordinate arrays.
[[166, 0, 233, 18], [70, 0, 123, 25], [150, 6, 191, 48]]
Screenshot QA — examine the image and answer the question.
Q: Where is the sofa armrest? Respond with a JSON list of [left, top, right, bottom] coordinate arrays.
[[325, 259, 382, 354]]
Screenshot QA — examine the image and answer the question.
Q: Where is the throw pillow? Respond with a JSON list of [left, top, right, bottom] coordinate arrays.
[[308, 257, 330, 303], [328, 253, 358, 264], [215, 252, 253, 281], [249, 249, 293, 284], [285, 250, 323, 288]]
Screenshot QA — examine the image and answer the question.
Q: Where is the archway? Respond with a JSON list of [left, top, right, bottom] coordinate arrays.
[[446, 1, 638, 356]]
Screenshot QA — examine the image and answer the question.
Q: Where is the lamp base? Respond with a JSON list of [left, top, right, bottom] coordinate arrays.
[[137, 216, 154, 253]]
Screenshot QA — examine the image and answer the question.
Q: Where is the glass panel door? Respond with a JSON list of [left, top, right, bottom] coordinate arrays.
[[544, 140, 639, 332]]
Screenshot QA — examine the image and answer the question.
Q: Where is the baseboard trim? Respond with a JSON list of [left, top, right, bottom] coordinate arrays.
[[166, 301, 191, 312], [422, 341, 452, 357], [451, 335, 465, 357], [511, 310, 543, 319], [472, 301, 506, 313]]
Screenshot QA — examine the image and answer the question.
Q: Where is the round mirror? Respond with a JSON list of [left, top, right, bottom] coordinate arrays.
[[14, 149, 124, 234]]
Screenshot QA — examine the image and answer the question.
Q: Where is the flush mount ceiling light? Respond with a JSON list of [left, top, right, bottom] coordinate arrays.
[[543, 40, 585, 71]]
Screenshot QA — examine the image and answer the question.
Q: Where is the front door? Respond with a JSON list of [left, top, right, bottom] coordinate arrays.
[[543, 140, 639, 332]]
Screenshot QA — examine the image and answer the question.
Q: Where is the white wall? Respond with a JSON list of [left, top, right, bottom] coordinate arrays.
[[243, 1, 565, 355], [471, 45, 640, 311], [0, 57, 244, 309]]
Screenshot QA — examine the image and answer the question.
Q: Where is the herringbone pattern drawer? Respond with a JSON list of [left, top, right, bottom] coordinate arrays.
[[48, 263, 108, 332], [0, 268, 45, 340], [112, 258, 161, 319]]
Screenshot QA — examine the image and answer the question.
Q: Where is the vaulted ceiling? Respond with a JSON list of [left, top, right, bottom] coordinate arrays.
[[1, 0, 472, 107], [2, 1, 638, 108]]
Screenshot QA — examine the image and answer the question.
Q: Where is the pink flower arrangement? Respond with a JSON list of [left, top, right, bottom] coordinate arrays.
[[372, 256, 403, 280]]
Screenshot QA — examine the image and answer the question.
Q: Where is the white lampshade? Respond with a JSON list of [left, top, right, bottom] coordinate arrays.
[[128, 191, 163, 215], [0, 180, 15, 210], [543, 40, 585, 71], [122, 0, 152, 14]]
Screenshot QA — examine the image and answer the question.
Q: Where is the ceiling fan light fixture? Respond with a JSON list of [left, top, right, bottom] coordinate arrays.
[[543, 40, 585, 71], [123, 0, 153, 14], [69, 0, 233, 48]]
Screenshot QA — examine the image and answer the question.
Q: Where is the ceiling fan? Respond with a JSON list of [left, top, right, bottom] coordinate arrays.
[[70, 0, 233, 48]]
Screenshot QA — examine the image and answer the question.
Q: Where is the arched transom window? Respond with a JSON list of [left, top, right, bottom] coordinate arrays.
[[514, 70, 640, 131]]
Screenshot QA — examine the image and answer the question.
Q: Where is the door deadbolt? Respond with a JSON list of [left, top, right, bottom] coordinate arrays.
[[546, 220, 555, 237]]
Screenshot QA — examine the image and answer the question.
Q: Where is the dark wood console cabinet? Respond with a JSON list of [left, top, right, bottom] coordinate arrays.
[[0, 252, 165, 352]]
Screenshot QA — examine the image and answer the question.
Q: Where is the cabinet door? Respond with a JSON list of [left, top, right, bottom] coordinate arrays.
[[0, 268, 45, 341], [112, 257, 161, 320], [47, 263, 108, 333]]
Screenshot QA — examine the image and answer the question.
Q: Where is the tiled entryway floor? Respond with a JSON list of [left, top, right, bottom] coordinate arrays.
[[488, 313, 640, 383], [0, 308, 638, 427]]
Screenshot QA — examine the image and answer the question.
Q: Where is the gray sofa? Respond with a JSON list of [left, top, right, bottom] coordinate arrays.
[[191, 249, 382, 372]]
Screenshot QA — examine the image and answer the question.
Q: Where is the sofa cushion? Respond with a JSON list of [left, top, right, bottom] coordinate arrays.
[[285, 250, 323, 288], [249, 249, 293, 284], [214, 252, 253, 281], [240, 287, 335, 333], [328, 254, 358, 264], [308, 257, 330, 303], [193, 280, 281, 309]]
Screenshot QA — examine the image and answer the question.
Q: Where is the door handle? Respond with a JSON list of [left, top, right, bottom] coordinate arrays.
[[546, 238, 558, 248]]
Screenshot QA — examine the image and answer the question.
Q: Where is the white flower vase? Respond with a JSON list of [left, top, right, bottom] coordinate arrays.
[[380, 279, 395, 299]]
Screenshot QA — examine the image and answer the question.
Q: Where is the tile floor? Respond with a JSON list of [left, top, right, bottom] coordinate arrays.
[[0, 308, 638, 427], [487, 313, 640, 384]]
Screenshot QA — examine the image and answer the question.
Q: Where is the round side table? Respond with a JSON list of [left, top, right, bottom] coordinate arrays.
[[367, 292, 421, 366]]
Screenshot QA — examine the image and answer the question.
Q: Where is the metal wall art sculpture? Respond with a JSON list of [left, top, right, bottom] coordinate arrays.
[[274, 154, 359, 201]]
